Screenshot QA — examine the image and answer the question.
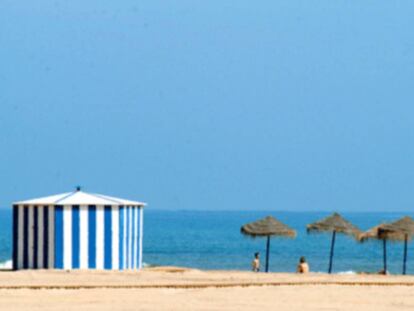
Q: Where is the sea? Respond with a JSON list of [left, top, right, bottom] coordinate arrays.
[[0, 209, 413, 274]]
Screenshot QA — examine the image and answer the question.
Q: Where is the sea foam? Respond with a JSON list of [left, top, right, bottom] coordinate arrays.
[[0, 259, 12, 270]]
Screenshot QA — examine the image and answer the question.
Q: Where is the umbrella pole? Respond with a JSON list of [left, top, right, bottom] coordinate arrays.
[[403, 234, 408, 275], [265, 236, 270, 273], [383, 239, 387, 273], [328, 230, 336, 274]]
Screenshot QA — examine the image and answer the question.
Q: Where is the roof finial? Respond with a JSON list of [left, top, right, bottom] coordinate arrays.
[[76, 186, 81, 192]]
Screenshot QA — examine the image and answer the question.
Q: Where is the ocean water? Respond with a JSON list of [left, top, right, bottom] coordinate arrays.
[[0, 209, 413, 274]]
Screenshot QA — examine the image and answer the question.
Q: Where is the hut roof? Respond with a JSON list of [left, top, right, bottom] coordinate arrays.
[[241, 216, 296, 238], [14, 190, 146, 207], [307, 212, 361, 237], [359, 216, 414, 242]]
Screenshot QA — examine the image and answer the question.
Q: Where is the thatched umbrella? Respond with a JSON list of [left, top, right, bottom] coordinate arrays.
[[241, 216, 296, 272], [307, 213, 361, 274], [388, 216, 414, 274], [360, 216, 414, 274], [359, 224, 390, 273]]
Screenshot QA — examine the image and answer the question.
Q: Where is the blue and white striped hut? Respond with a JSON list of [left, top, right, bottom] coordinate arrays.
[[12, 188, 146, 270]]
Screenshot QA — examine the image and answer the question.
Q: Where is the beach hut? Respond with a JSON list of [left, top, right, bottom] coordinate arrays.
[[241, 216, 296, 273], [307, 213, 361, 274], [12, 188, 146, 270], [359, 216, 414, 275]]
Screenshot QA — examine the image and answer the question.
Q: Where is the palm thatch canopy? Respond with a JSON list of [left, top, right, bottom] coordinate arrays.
[[359, 216, 414, 242], [386, 216, 414, 237], [307, 212, 361, 237], [358, 224, 388, 242], [241, 216, 296, 238]]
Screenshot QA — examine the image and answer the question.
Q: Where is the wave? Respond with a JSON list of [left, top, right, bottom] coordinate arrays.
[[0, 259, 12, 270], [337, 270, 356, 275], [313, 270, 356, 275]]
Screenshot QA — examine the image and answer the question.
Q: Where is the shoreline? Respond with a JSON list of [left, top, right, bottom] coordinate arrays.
[[1, 267, 414, 288]]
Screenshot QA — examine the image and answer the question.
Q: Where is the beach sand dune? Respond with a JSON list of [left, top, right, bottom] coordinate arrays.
[[0, 269, 414, 310]]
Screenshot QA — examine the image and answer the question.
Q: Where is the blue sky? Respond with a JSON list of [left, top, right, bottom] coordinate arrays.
[[1, 1, 413, 211]]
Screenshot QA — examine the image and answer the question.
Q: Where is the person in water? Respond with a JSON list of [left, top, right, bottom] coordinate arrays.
[[252, 252, 260, 272], [297, 256, 310, 273]]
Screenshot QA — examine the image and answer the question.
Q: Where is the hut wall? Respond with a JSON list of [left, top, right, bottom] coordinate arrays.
[[12, 205, 143, 270]]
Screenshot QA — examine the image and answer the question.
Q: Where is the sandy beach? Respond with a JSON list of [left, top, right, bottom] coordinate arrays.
[[1, 268, 414, 310]]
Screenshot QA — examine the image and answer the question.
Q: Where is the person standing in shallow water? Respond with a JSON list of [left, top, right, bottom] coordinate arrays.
[[252, 252, 260, 272], [297, 256, 310, 273]]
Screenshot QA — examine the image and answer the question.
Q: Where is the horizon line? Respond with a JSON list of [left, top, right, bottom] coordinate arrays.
[[0, 207, 412, 214]]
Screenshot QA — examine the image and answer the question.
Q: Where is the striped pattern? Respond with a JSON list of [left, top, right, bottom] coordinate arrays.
[[12, 205, 143, 270]]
